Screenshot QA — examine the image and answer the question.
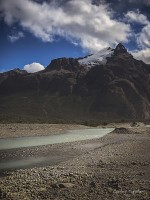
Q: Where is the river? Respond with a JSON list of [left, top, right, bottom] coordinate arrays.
[[0, 128, 114, 171]]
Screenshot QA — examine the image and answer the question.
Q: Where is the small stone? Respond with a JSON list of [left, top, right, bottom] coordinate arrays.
[[38, 188, 47, 192], [89, 181, 96, 188], [58, 183, 75, 188], [51, 183, 59, 188], [107, 188, 113, 193]]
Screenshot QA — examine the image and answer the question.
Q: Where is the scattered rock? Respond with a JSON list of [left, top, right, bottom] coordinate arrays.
[[51, 183, 75, 189], [107, 179, 120, 190], [112, 127, 134, 134], [89, 181, 96, 188], [0, 189, 6, 199], [51, 183, 59, 188], [58, 183, 75, 188]]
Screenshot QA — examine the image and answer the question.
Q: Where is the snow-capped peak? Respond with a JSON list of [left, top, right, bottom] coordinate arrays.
[[78, 47, 114, 67]]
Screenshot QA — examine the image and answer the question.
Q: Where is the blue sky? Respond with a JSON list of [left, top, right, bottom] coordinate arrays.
[[0, 0, 150, 73], [0, 21, 85, 71]]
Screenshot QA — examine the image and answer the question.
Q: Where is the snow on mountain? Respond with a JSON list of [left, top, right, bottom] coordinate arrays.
[[78, 47, 114, 67]]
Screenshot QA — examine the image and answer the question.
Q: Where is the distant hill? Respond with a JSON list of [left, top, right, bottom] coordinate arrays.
[[0, 44, 150, 123]]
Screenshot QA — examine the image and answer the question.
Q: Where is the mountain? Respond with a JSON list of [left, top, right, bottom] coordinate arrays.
[[0, 44, 150, 123], [78, 47, 114, 67]]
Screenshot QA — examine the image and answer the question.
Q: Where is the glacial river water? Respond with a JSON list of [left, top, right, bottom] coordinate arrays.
[[0, 128, 114, 171], [0, 128, 114, 150]]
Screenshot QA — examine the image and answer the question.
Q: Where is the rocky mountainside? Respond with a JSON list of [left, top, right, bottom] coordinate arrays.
[[0, 44, 150, 122]]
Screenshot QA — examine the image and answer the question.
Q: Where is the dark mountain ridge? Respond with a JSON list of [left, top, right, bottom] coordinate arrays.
[[0, 44, 150, 122]]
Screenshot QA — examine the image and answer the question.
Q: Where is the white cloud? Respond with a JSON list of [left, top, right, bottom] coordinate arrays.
[[132, 48, 150, 64], [23, 62, 45, 73], [137, 24, 150, 49], [124, 10, 150, 49], [0, 0, 131, 52], [125, 10, 149, 25], [125, 10, 150, 64], [8, 31, 24, 42]]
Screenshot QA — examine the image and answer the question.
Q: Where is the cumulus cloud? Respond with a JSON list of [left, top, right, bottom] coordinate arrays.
[[125, 11, 150, 49], [125, 10, 150, 64], [125, 10, 149, 25], [1, 0, 150, 64], [132, 48, 150, 64], [8, 31, 24, 42], [137, 24, 150, 49], [23, 62, 45, 73], [134, 24, 150, 64], [0, 0, 131, 52]]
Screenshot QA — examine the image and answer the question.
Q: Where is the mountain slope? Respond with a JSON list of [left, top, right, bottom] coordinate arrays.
[[78, 47, 114, 67], [0, 44, 150, 122]]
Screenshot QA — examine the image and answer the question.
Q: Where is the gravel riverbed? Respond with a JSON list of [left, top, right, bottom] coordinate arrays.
[[0, 123, 150, 200]]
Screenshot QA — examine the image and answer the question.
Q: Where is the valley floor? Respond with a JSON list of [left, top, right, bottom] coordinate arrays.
[[0, 123, 150, 200]]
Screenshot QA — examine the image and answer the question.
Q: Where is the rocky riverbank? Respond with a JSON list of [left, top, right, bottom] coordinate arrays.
[[0, 124, 150, 200], [0, 124, 89, 138]]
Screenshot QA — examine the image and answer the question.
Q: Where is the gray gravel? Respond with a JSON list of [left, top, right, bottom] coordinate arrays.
[[0, 124, 150, 200]]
